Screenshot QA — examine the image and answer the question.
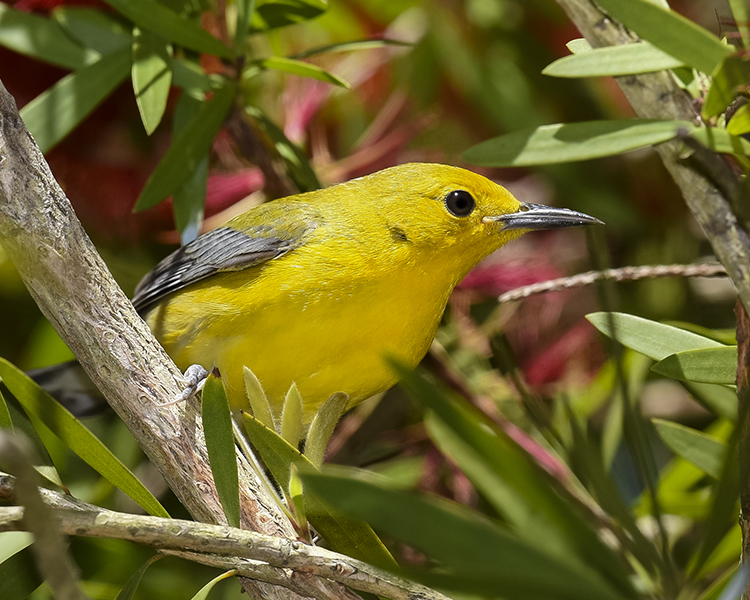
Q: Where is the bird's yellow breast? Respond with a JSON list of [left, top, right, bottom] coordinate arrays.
[[146, 232, 465, 422]]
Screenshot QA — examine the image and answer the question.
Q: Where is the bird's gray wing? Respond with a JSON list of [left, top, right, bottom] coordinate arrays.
[[132, 212, 317, 313]]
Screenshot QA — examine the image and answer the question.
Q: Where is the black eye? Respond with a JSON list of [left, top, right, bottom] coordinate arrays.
[[445, 190, 475, 217]]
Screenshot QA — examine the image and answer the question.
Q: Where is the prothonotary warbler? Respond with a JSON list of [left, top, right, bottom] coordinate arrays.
[[131, 163, 601, 423]]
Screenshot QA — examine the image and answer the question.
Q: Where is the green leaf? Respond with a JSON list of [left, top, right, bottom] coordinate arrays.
[[101, 0, 231, 59], [728, 104, 750, 135], [0, 358, 170, 519], [235, 0, 255, 55], [462, 120, 690, 167], [652, 346, 737, 384], [135, 80, 236, 211], [695, 527, 741, 581], [593, 0, 731, 75], [0, 546, 42, 599], [244, 106, 320, 192], [202, 374, 240, 528], [566, 38, 592, 54], [586, 312, 723, 360], [652, 419, 727, 479], [247, 56, 350, 88], [0, 388, 12, 430], [242, 412, 395, 568], [190, 569, 237, 600], [242, 365, 276, 431], [253, 0, 327, 31], [290, 38, 411, 59], [53, 7, 131, 56], [20, 47, 131, 153], [115, 554, 163, 600], [730, 0, 750, 48], [281, 382, 303, 448], [543, 42, 684, 78], [690, 126, 750, 156], [171, 58, 213, 92], [305, 392, 348, 468], [132, 28, 173, 135], [702, 54, 750, 119], [400, 366, 636, 595], [686, 382, 738, 421], [0, 3, 96, 70], [301, 469, 633, 600]]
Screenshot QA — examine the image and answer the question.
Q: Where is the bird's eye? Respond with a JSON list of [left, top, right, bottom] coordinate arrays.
[[445, 190, 475, 217]]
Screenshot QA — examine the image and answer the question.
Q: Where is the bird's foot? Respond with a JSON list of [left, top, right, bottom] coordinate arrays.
[[160, 364, 209, 406]]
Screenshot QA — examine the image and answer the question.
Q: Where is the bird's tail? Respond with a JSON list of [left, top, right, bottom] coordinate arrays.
[[27, 361, 108, 417]]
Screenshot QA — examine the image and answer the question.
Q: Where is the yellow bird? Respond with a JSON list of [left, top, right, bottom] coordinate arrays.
[[132, 163, 600, 423]]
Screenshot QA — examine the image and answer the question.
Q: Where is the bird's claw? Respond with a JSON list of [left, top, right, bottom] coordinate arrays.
[[160, 364, 209, 406]]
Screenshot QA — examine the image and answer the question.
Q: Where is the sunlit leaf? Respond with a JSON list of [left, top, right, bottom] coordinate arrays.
[[593, 0, 730, 74], [305, 392, 348, 468], [190, 569, 237, 600], [301, 469, 634, 600], [247, 56, 350, 88], [0, 358, 170, 519], [132, 28, 172, 135], [281, 382, 303, 448], [0, 388, 11, 430], [652, 347, 737, 385], [253, 0, 327, 31], [135, 80, 236, 211], [243, 365, 275, 431], [728, 104, 750, 135], [0, 3, 96, 69], [20, 47, 131, 153], [291, 38, 411, 59], [703, 54, 750, 119], [690, 126, 750, 156], [54, 7, 131, 56], [463, 120, 690, 167], [242, 412, 395, 568], [101, 0, 231, 58], [543, 42, 684, 78], [652, 419, 727, 479], [202, 374, 240, 528], [586, 312, 723, 360]]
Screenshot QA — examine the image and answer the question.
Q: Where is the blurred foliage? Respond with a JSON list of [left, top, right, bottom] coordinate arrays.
[[1, 0, 748, 599]]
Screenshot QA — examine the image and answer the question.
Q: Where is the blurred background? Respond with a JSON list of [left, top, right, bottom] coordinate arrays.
[[0, 0, 739, 598]]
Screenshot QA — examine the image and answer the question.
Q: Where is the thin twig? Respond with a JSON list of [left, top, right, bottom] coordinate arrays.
[[497, 263, 728, 304]]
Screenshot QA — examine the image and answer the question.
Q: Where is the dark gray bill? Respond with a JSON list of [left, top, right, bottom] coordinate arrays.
[[488, 202, 604, 230]]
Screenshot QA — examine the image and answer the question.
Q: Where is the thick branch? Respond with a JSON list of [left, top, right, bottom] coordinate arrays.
[[0, 476, 448, 600], [555, 0, 750, 316], [0, 80, 353, 600]]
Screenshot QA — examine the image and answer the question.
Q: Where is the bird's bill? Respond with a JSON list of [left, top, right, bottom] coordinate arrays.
[[485, 203, 603, 230]]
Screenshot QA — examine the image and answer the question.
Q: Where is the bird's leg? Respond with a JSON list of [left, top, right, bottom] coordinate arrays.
[[160, 364, 209, 406]]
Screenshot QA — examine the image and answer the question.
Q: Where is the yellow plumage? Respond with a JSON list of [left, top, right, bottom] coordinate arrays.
[[135, 163, 598, 422]]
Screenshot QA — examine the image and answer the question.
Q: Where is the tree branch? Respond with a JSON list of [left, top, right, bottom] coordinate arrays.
[[0, 475, 449, 600], [0, 79, 354, 600]]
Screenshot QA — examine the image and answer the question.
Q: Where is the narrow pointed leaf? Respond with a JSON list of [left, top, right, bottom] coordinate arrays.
[[463, 120, 691, 167], [728, 104, 750, 135], [301, 469, 633, 600], [652, 347, 737, 384], [190, 569, 237, 600], [235, 0, 255, 54], [730, 0, 750, 48], [652, 419, 727, 479], [281, 382, 302, 448], [242, 366, 275, 431], [691, 126, 750, 156], [54, 7, 131, 56], [132, 28, 173, 135], [202, 373, 240, 528], [0, 358, 169, 518], [686, 382, 737, 421], [543, 42, 684, 78], [249, 57, 350, 88], [253, 0, 327, 31], [594, 0, 731, 75], [242, 412, 395, 568], [0, 3, 96, 69], [0, 388, 11, 430], [171, 58, 213, 92], [0, 546, 42, 599], [135, 81, 236, 211], [101, 0, 231, 58], [291, 38, 411, 59], [305, 392, 348, 467], [20, 47, 131, 153], [703, 54, 750, 119], [586, 312, 723, 360], [115, 554, 163, 600]]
